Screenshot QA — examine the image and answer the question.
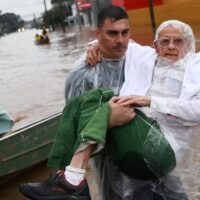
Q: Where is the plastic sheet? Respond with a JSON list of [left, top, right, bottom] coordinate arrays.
[[0, 106, 14, 136], [92, 152, 189, 200]]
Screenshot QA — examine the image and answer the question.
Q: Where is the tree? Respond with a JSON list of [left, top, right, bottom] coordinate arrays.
[[42, 4, 72, 29], [0, 12, 24, 34]]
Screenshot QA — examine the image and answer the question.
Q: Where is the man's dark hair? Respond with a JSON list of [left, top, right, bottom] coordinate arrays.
[[97, 5, 129, 28]]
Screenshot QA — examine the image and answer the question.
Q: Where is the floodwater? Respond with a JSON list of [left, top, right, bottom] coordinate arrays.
[[0, 25, 95, 200], [0, 26, 95, 130]]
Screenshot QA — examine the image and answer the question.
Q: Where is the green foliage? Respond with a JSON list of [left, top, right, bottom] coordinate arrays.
[[44, 7, 63, 25], [0, 12, 24, 34], [42, 4, 72, 27]]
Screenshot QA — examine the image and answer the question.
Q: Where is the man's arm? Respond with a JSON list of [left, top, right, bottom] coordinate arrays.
[[108, 97, 136, 128], [85, 40, 155, 66], [65, 68, 135, 127]]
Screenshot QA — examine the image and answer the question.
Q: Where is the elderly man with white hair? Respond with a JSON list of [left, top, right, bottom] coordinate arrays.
[[109, 19, 200, 200]]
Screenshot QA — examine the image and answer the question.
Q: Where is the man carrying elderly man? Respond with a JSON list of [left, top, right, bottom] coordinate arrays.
[[20, 5, 200, 200]]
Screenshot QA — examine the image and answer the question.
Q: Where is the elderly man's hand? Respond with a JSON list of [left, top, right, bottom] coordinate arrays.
[[109, 97, 136, 128], [114, 95, 151, 107], [86, 44, 101, 65]]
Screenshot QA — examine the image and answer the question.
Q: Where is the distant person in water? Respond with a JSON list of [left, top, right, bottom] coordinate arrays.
[[34, 34, 40, 43], [41, 27, 49, 40]]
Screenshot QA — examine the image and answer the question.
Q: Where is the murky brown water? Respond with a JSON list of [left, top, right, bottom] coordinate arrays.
[[0, 161, 51, 200], [0, 160, 100, 200]]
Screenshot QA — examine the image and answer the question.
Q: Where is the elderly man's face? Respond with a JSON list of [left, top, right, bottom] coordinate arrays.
[[95, 18, 130, 59], [154, 26, 189, 61]]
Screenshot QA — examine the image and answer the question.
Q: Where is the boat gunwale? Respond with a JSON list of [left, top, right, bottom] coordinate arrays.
[[0, 112, 62, 141]]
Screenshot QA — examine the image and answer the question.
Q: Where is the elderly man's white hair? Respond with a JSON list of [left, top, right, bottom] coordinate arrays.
[[155, 20, 196, 53]]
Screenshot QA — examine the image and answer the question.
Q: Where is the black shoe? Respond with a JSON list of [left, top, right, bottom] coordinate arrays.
[[19, 171, 91, 200]]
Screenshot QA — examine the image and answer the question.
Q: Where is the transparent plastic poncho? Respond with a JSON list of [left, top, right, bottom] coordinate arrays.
[[65, 53, 125, 100]]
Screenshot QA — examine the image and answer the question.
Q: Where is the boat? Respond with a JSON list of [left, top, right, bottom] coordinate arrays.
[[35, 37, 50, 45], [0, 112, 62, 181]]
